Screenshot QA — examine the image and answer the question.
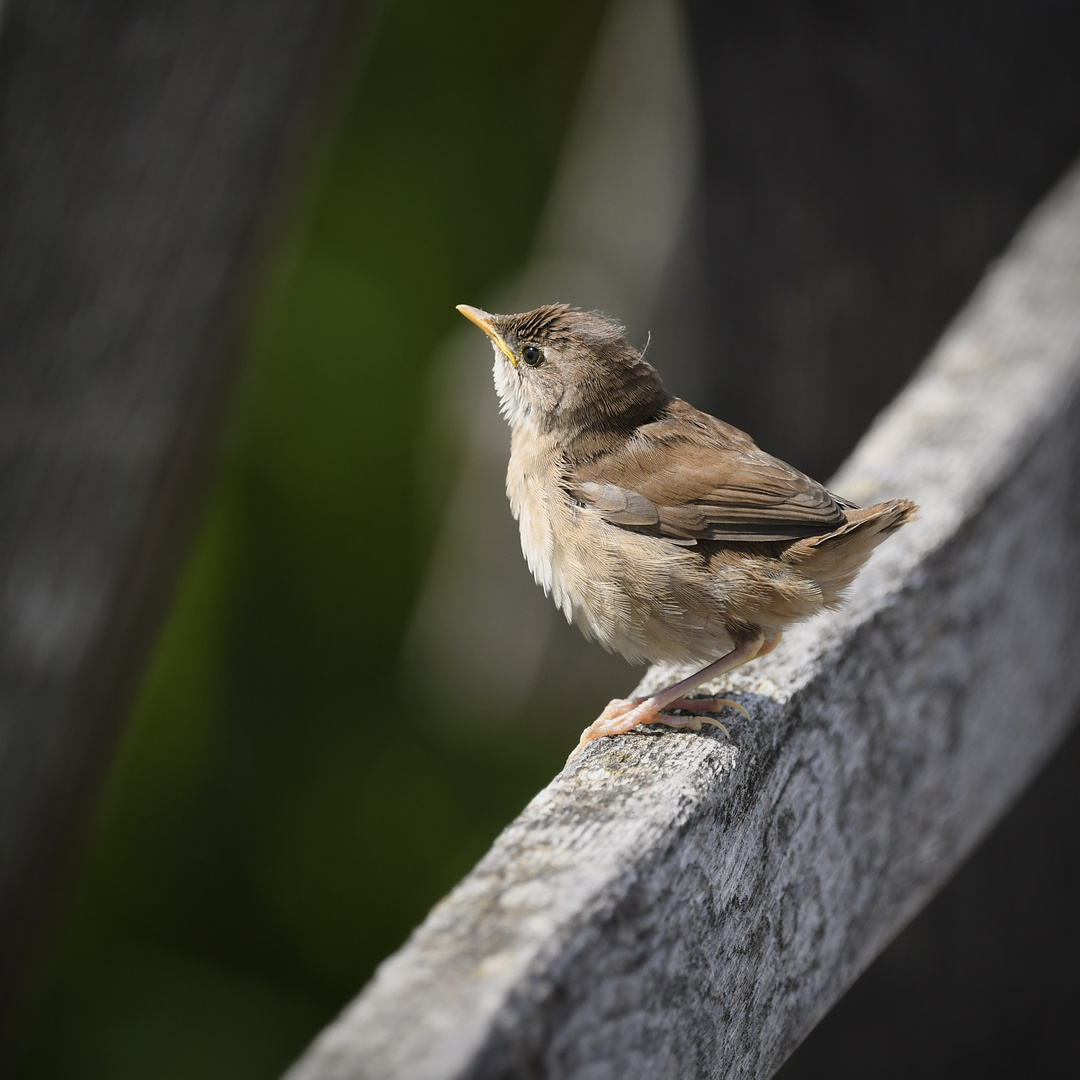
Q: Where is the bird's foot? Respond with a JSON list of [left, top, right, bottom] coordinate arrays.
[[565, 637, 769, 765], [566, 697, 658, 763], [566, 695, 740, 764], [666, 696, 750, 722]]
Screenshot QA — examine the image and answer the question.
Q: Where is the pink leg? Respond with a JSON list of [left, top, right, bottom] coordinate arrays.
[[567, 632, 780, 763]]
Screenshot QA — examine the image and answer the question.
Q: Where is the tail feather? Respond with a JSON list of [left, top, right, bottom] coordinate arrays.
[[786, 498, 919, 604], [811, 497, 919, 545]]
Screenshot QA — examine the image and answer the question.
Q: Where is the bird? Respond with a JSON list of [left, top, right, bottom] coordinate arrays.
[[456, 302, 918, 763]]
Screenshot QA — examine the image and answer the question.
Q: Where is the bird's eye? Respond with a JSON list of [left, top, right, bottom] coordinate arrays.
[[521, 345, 543, 367]]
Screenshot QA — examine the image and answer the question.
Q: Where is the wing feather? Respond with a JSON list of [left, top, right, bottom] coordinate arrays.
[[567, 398, 853, 543]]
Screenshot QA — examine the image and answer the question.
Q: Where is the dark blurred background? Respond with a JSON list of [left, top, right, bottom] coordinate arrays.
[[5, 0, 1080, 1077]]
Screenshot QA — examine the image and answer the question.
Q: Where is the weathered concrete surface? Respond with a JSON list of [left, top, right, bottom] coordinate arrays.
[[285, 162, 1080, 1080]]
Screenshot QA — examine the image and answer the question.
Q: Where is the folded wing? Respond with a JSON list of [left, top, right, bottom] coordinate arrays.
[[567, 398, 853, 543]]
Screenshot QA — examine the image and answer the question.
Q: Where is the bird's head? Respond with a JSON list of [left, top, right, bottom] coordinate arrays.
[[456, 303, 669, 444]]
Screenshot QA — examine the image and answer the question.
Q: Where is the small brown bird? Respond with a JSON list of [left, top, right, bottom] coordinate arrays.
[[457, 303, 917, 763]]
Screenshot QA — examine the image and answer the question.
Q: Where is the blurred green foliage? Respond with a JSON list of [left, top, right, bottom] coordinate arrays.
[[18, 0, 609, 1075]]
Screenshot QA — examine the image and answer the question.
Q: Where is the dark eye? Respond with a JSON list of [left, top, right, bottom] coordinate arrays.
[[521, 345, 543, 367]]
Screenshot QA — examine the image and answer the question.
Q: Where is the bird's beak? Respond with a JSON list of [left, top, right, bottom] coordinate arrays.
[[456, 304, 517, 368]]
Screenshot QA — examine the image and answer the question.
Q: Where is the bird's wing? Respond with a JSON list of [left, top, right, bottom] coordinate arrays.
[[567, 399, 853, 543]]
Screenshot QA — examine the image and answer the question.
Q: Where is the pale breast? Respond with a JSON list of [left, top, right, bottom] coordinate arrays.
[[505, 435, 740, 666], [505, 436, 560, 598]]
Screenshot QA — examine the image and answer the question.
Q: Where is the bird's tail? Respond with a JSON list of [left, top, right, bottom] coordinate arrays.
[[787, 498, 919, 605]]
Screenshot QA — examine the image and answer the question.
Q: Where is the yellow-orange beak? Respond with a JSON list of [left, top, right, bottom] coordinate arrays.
[[456, 304, 517, 367]]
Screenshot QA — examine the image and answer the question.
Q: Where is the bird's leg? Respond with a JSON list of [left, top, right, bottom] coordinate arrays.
[[568, 633, 779, 763], [664, 631, 781, 714]]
